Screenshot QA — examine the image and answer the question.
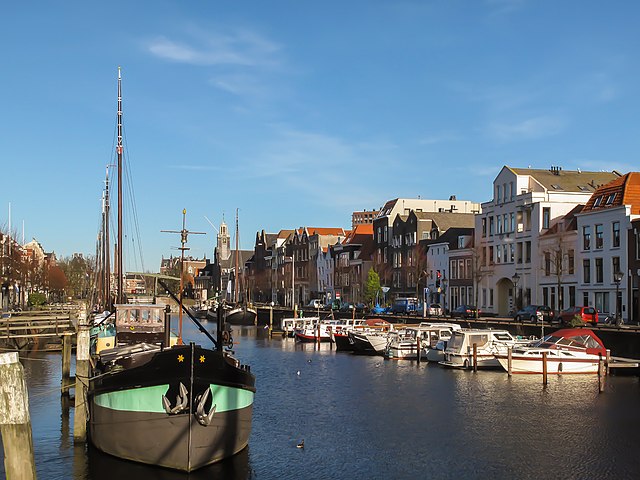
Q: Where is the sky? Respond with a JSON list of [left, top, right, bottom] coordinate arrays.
[[1, 1, 639, 272]]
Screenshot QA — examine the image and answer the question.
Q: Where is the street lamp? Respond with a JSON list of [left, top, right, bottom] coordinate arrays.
[[511, 272, 520, 312], [613, 270, 623, 326]]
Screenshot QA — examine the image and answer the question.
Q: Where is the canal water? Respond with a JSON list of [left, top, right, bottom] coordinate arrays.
[[2, 321, 640, 479]]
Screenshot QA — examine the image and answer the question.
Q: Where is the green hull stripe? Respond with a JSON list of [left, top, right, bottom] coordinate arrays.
[[95, 384, 254, 413]]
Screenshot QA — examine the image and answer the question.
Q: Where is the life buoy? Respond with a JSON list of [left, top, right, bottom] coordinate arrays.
[[222, 331, 230, 344]]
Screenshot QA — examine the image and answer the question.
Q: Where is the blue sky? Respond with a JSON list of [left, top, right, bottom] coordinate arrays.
[[1, 1, 638, 272]]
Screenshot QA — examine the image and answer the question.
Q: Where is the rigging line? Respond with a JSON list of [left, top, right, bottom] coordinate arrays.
[[121, 127, 145, 273]]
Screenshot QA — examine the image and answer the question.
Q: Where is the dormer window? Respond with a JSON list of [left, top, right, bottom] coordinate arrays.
[[593, 196, 602, 207], [605, 193, 616, 205]]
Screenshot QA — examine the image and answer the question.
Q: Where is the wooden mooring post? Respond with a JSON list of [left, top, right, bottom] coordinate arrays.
[[416, 336, 421, 364], [268, 305, 273, 338], [0, 352, 37, 480], [598, 353, 605, 393], [74, 310, 90, 443], [507, 346, 513, 376], [61, 332, 72, 395], [542, 351, 548, 386], [472, 343, 478, 372]]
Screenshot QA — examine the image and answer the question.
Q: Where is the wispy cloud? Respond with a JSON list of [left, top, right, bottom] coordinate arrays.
[[146, 26, 282, 68], [487, 114, 567, 141]]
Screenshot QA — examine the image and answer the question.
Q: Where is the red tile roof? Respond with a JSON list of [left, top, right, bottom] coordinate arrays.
[[582, 172, 640, 214]]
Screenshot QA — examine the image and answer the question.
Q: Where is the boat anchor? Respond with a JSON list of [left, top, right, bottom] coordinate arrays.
[[195, 387, 216, 426], [162, 382, 189, 414]]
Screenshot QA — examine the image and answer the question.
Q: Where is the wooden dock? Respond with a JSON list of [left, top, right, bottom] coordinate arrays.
[[0, 309, 78, 351]]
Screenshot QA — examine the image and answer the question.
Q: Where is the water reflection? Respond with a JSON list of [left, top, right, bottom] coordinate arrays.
[[2, 323, 640, 479], [87, 445, 252, 480]]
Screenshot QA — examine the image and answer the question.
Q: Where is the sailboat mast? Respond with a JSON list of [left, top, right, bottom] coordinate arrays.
[[104, 167, 111, 309], [116, 66, 124, 304], [235, 209, 239, 303]]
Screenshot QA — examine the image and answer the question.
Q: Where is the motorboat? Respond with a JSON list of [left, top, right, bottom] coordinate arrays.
[[385, 322, 461, 360], [281, 316, 319, 338], [294, 318, 367, 343], [495, 328, 607, 374], [439, 328, 532, 369], [343, 319, 394, 354]]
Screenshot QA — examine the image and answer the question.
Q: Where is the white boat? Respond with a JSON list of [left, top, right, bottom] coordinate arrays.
[[295, 318, 367, 342], [385, 322, 461, 360], [349, 329, 392, 355], [495, 328, 608, 374], [281, 317, 319, 338], [439, 328, 532, 369]]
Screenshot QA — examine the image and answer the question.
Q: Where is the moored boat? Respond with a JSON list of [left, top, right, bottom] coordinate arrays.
[[87, 69, 255, 472], [439, 328, 532, 369], [495, 328, 607, 374], [385, 322, 461, 360]]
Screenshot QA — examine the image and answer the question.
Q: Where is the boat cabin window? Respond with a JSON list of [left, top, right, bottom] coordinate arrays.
[[493, 333, 513, 341], [469, 334, 489, 347], [448, 332, 465, 350], [117, 306, 163, 326]]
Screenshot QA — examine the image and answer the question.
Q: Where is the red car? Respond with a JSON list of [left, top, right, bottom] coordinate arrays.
[[558, 306, 598, 325]]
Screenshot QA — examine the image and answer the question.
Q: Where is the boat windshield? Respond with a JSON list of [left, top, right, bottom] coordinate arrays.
[[493, 332, 513, 341], [447, 332, 465, 351]]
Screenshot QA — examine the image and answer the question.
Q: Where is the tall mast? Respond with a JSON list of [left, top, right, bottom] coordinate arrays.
[[116, 66, 124, 304], [235, 208, 239, 304], [162, 210, 205, 344], [104, 167, 111, 309]]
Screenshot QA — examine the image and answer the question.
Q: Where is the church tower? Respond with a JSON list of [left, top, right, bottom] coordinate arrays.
[[217, 219, 231, 261]]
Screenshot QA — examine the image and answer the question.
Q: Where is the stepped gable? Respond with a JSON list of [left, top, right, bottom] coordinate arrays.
[[582, 172, 640, 214], [509, 167, 621, 192]]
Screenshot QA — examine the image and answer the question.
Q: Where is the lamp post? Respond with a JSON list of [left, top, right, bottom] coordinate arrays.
[[511, 272, 520, 313], [613, 270, 623, 326], [441, 275, 448, 317]]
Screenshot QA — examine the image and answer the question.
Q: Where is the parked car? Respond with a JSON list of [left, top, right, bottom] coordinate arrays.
[[426, 303, 443, 316], [450, 304, 480, 319], [339, 302, 355, 313], [558, 306, 598, 326], [513, 305, 555, 323], [391, 297, 420, 315], [325, 300, 342, 311], [354, 303, 369, 314], [371, 304, 391, 315], [307, 299, 323, 309]]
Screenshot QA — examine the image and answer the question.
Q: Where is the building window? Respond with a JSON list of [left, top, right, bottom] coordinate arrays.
[[613, 221, 620, 248], [542, 287, 549, 306], [489, 288, 494, 307], [510, 181, 515, 201], [544, 252, 551, 276], [583, 259, 591, 284], [583, 226, 591, 250], [489, 246, 494, 265], [583, 292, 589, 307], [568, 249, 574, 274], [595, 224, 603, 249], [595, 258, 603, 283], [612, 256, 620, 278], [517, 242, 523, 264], [482, 288, 487, 308], [482, 217, 487, 237], [496, 245, 502, 263], [517, 211, 524, 233], [496, 185, 502, 203], [525, 241, 531, 263], [489, 217, 494, 236], [509, 244, 514, 263], [569, 286, 576, 307], [542, 207, 550, 229], [497, 215, 503, 234], [550, 287, 556, 311], [510, 212, 515, 233], [595, 292, 610, 314]]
